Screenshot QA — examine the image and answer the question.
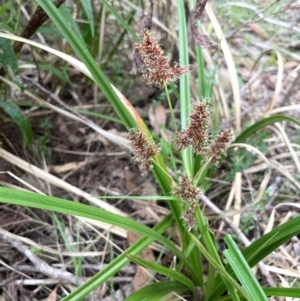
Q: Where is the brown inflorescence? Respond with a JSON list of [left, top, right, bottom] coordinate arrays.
[[175, 99, 233, 165], [190, 0, 218, 50], [175, 99, 212, 157], [172, 174, 202, 229], [136, 29, 190, 88], [128, 128, 160, 177], [172, 174, 202, 203], [181, 208, 197, 229], [210, 128, 234, 165]]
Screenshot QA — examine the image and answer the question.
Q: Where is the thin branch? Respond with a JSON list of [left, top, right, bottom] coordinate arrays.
[[0, 228, 85, 286]]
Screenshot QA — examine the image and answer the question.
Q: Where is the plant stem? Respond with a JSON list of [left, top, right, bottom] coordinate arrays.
[[164, 83, 177, 132]]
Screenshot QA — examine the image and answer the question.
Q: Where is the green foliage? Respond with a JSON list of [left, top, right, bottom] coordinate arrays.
[[0, 99, 33, 145], [39, 63, 72, 85], [124, 281, 190, 301], [58, 4, 84, 42], [0, 37, 19, 75], [240, 214, 255, 236], [37, 26, 64, 38], [223, 235, 268, 301], [0, 0, 16, 31], [2, 186, 300, 300], [80, 0, 94, 37]]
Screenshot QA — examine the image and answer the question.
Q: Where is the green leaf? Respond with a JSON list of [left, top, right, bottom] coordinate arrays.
[[210, 216, 300, 300], [184, 238, 203, 287], [124, 281, 190, 301], [0, 37, 19, 75], [100, 0, 138, 41], [243, 216, 300, 266], [194, 206, 242, 300], [76, 109, 122, 124], [190, 233, 248, 300], [235, 115, 300, 143], [62, 215, 174, 301], [223, 235, 268, 301], [39, 63, 72, 85], [177, 1, 193, 177], [101, 10, 136, 69], [0, 99, 33, 145], [0, 188, 197, 282], [35, 0, 136, 128], [58, 4, 84, 42], [264, 287, 300, 298], [126, 254, 196, 294], [80, 0, 94, 37], [190, 0, 206, 99], [195, 157, 211, 186]]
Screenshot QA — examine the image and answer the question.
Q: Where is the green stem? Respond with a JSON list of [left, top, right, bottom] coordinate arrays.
[[162, 127, 178, 179], [14, 0, 22, 34], [194, 157, 211, 186], [164, 83, 177, 132]]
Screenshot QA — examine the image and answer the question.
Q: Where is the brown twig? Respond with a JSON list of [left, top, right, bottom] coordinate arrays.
[[131, 0, 155, 74], [0, 0, 65, 76], [190, 0, 218, 49], [13, 0, 65, 54], [0, 227, 85, 286]]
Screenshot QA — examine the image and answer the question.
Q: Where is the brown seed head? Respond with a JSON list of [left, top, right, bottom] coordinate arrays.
[[136, 29, 190, 88], [172, 174, 202, 204], [181, 208, 196, 229], [128, 128, 160, 177], [210, 128, 234, 164], [175, 99, 212, 156]]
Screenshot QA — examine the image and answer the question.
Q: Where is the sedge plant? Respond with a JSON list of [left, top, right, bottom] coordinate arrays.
[[0, 1, 300, 301]]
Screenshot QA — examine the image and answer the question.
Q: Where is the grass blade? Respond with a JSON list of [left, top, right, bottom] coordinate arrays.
[[126, 254, 196, 294], [0, 99, 33, 145], [124, 281, 190, 301], [177, 1, 193, 177], [35, 0, 136, 128], [62, 215, 174, 301], [223, 235, 268, 301], [235, 115, 300, 143], [80, 0, 94, 37], [0, 188, 198, 282], [101, 0, 139, 41], [210, 216, 300, 299]]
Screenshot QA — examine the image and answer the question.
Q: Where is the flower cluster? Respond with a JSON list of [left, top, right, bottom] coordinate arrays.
[[175, 99, 234, 164], [210, 128, 234, 164], [172, 174, 202, 202], [175, 99, 212, 158], [128, 128, 160, 177], [136, 29, 190, 88], [172, 174, 202, 229]]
